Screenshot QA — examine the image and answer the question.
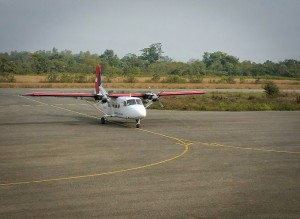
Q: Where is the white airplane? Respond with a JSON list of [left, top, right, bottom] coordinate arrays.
[[25, 64, 205, 128]]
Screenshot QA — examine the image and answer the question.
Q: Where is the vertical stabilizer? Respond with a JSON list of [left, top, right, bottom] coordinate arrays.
[[95, 64, 101, 94], [95, 64, 108, 97]]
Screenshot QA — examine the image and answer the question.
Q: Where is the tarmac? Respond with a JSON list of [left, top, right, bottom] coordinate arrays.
[[0, 88, 299, 218]]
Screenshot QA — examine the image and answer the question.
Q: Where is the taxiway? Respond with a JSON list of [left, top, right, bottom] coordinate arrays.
[[0, 89, 299, 218]]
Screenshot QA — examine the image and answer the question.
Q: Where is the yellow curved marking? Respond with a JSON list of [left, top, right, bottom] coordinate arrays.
[[21, 96, 99, 120], [0, 97, 190, 186], [176, 138, 300, 154], [0, 143, 189, 186], [3, 96, 297, 186]]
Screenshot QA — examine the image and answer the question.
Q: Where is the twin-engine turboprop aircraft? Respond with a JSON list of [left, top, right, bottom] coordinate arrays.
[[25, 64, 205, 128]]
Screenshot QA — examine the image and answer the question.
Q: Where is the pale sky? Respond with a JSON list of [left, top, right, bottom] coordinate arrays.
[[0, 0, 300, 63]]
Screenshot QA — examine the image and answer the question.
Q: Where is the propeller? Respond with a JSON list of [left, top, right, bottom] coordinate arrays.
[[144, 88, 164, 108]]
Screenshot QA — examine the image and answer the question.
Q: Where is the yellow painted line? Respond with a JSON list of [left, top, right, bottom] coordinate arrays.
[[20, 96, 48, 105], [0, 143, 188, 186], [0, 96, 190, 186], [3, 95, 297, 187], [21, 96, 98, 120], [177, 138, 300, 154]]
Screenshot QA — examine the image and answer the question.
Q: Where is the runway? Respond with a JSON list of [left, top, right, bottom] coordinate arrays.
[[0, 89, 299, 218]]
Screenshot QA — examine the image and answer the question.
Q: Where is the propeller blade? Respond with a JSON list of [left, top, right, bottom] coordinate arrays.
[[158, 100, 164, 108]]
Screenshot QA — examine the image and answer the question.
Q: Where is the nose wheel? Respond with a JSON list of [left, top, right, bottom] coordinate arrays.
[[136, 119, 141, 128]]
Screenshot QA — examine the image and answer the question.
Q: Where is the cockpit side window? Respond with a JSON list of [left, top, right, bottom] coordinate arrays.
[[127, 99, 136, 105], [136, 99, 143, 105]]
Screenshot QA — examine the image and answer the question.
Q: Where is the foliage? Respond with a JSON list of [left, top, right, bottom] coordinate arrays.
[[162, 75, 186, 83], [148, 92, 300, 111], [151, 73, 161, 82], [188, 75, 203, 83], [47, 72, 58, 82], [0, 73, 16, 82], [1, 44, 300, 79], [124, 74, 137, 83], [140, 43, 163, 64], [263, 81, 280, 97]]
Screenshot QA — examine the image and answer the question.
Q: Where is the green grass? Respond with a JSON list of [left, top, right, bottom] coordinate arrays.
[[149, 92, 300, 111]]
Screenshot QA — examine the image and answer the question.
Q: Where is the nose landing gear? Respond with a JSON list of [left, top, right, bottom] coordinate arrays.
[[136, 119, 141, 128]]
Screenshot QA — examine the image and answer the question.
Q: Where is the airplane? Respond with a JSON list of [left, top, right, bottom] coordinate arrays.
[[25, 64, 205, 128]]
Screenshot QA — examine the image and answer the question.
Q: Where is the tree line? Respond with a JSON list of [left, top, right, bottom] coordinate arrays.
[[1, 43, 299, 78]]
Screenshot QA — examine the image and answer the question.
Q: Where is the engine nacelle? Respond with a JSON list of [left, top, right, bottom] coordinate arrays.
[[151, 94, 159, 101], [101, 96, 108, 103]]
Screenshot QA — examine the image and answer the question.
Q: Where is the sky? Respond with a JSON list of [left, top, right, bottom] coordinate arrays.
[[0, 0, 300, 63]]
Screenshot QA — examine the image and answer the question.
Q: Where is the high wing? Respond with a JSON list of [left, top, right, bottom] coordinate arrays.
[[24, 92, 97, 98], [108, 90, 205, 108], [108, 93, 144, 98], [156, 90, 205, 96], [23, 92, 105, 101], [108, 90, 205, 99], [25, 90, 205, 104]]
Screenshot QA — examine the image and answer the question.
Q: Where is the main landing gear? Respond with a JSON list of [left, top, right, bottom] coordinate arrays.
[[100, 117, 141, 128], [101, 117, 106, 124]]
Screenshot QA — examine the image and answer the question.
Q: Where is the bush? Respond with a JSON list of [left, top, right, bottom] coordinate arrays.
[[60, 73, 73, 83], [74, 74, 86, 83], [263, 81, 279, 98], [188, 75, 203, 83], [124, 74, 137, 83], [151, 73, 161, 82], [0, 73, 16, 82], [47, 72, 58, 82], [163, 75, 186, 83], [226, 77, 236, 84]]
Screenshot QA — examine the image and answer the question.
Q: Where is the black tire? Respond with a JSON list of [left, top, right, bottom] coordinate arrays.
[[101, 117, 106, 124]]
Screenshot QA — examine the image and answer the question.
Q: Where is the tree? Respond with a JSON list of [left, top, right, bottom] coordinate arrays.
[[49, 59, 65, 73], [140, 43, 163, 64], [0, 56, 17, 74], [280, 59, 300, 77], [31, 53, 48, 73], [1, 47, 299, 78], [100, 49, 120, 67], [188, 60, 206, 75], [202, 51, 239, 75], [240, 60, 253, 76], [121, 54, 146, 69]]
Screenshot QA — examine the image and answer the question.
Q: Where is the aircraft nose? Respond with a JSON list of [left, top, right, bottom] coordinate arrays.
[[132, 106, 146, 118], [139, 107, 146, 118]]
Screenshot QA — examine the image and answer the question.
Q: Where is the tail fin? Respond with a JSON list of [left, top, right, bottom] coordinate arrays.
[[95, 64, 102, 94], [95, 64, 108, 97]]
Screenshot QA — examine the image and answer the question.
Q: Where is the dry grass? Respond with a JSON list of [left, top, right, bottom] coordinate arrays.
[[1, 75, 299, 89]]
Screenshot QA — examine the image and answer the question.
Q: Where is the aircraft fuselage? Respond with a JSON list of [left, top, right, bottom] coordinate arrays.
[[101, 96, 146, 120]]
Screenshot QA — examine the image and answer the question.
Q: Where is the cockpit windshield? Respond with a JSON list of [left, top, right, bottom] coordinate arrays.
[[124, 99, 143, 106]]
